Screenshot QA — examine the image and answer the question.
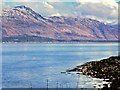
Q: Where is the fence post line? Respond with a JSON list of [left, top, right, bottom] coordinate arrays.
[[29, 81, 32, 90], [46, 79, 49, 90], [76, 74, 80, 90], [56, 81, 58, 90]]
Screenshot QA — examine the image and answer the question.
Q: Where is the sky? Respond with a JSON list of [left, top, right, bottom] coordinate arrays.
[[1, 0, 120, 24]]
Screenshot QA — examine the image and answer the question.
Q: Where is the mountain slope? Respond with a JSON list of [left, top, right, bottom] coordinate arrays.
[[1, 6, 118, 42]]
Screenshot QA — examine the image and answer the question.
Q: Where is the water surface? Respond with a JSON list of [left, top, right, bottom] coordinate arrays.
[[2, 43, 118, 88]]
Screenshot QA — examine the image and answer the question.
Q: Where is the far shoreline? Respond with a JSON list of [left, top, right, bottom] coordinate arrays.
[[1, 41, 119, 44]]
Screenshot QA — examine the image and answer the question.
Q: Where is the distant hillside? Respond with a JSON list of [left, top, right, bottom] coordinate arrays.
[[1, 6, 118, 42]]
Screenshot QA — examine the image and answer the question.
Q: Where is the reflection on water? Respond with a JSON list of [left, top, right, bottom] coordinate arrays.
[[2, 43, 118, 88]]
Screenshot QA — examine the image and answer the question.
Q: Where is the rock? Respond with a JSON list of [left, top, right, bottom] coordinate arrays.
[[68, 56, 120, 89]]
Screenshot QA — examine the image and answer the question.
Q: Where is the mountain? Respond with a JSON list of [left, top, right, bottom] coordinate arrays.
[[1, 6, 118, 42]]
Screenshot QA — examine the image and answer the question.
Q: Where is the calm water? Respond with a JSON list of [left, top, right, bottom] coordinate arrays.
[[2, 43, 118, 88]]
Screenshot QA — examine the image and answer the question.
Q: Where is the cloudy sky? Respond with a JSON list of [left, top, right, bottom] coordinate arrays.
[[1, 0, 120, 24]]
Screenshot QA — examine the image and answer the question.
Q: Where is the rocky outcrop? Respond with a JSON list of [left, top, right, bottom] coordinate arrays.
[[67, 56, 120, 89]]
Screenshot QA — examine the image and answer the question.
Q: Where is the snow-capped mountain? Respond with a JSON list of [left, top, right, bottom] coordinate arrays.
[[2, 6, 46, 21], [1, 6, 118, 42]]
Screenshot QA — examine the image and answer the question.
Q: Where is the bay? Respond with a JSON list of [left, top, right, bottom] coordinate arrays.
[[2, 43, 118, 88]]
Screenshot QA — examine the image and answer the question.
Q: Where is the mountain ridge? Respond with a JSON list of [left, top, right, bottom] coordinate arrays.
[[1, 6, 119, 42]]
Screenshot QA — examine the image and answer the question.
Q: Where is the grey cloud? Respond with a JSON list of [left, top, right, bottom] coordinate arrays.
[[2, 2, 118, 24], [76, 3, 117, 18]]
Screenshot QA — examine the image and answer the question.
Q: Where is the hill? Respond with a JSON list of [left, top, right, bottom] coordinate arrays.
[[1, 6, 118, 42]]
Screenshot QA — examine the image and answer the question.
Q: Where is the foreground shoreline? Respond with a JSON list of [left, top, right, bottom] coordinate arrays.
[[67, 56, 120, 89]]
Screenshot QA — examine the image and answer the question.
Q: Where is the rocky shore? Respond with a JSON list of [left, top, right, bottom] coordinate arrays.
[[67, 56, 120, 89]]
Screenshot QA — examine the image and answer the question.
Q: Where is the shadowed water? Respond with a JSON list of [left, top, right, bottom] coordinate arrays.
[[2, 43, 118, 88]]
